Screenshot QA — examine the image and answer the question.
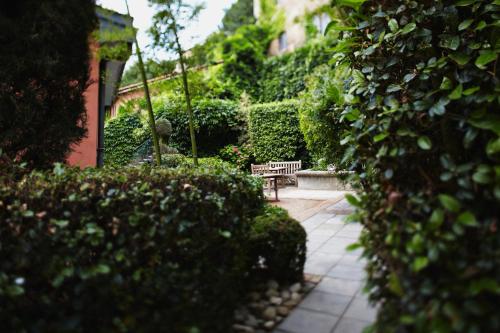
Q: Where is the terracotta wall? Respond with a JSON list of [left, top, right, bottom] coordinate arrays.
[[67, 46, 100, 168]]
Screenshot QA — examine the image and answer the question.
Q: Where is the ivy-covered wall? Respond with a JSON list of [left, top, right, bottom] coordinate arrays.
[[248, 100, 309, 163]]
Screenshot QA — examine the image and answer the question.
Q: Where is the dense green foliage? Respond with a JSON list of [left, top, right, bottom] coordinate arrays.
[[336, 0, 500, 332], [249, 206, 307, 283], [0, 0, 96, 169], [155, 98, 243, 156], [299, 64, 350, 168], [0, 163, 307, 332], [105, 98, 243, 166], [221, 0, 256, 34], [249, 100, 309, 163], [257, 40, 330, 102], [121, 58, 177, 86], [221, 24, 273, 96], [104, 111, 146, 166]]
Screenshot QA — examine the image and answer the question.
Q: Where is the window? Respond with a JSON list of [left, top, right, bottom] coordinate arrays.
[[313, 13, 332, 35], [279, 32, 288, 52]]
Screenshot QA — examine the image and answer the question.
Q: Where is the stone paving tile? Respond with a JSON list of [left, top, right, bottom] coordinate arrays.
[[332, 317, 371, 333], [337, 254, 367, 268], [324, 215, 347, 225], [316, 237, 355, 255], [326, 199, 354, 215], [334, 228, 361, 239], [277, 308, 340, 333], [327, 264, 365, 281], [343, 297, 378, 322], [304, 253, 342, 276], [299, 291, 352, 316], [274, 202, 377, 333], [315, 277, 362, 297]]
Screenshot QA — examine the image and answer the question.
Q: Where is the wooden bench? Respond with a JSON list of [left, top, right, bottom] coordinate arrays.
[[268, 161, 302, 185]]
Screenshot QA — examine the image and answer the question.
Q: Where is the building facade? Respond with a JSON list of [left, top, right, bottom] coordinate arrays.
[[254, 0, 331, 55], [67, 7, 133, 168]]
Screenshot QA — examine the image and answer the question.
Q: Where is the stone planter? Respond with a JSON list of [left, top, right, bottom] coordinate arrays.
[[295, 170, 352, 191]]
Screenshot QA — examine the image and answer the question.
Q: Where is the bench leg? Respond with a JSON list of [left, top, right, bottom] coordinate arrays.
[[274, 178, 279, 201]]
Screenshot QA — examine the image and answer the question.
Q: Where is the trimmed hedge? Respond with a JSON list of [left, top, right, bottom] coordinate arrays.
[[248, 100, 309, 163], [249, 206, 307, 283], [337, 0, 500, 332], [0, 166, 264, 332], [156, 98, 243, 157]]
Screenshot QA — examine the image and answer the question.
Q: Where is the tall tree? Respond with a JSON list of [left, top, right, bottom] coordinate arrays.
[[124, 0, 162, 167], [0, 0, 96, 169], [149, 0, 202, 166], [221, 0, 255, 35]]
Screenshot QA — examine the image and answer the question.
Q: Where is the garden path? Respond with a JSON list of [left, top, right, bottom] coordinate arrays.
[[271, 189, 378, 333]]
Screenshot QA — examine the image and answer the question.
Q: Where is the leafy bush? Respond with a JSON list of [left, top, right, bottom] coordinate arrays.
[[156, 98, 243, 157], [337, 0, 500, 332], [0, 166, 264, 332], [299, 64, 350, 169], [249, 206, 307, 283], [104, 98, 243, 166], [257, 40, 331, 103], [248, 100, 309, 163], [104, 111, 146, 166], [219, 144, 256, 171], [220, 24, 272, 96], [0, 0, 96, 169]]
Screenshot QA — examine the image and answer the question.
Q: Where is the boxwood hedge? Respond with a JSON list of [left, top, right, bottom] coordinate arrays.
[[336, 0, 500, 332], [248, 100, 309, 163], [249, 206, 307, 283], [0, 165, 267, 332]]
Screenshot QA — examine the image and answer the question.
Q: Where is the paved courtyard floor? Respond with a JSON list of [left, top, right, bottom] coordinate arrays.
[[271, 189, 378, 333]]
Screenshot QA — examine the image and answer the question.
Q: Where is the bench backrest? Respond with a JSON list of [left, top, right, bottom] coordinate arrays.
[[251, 164, 270, 175], [268, 161, 302, 176]]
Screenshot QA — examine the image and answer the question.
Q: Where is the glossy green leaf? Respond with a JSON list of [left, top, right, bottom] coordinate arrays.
[[475, 51, 497, 68], [449, 84, 463, 100], [388, 19, 399, 32], [458, 19, 474, 30], [449, 52, 471, 66], [413, 257, 429, 272], [401, 23, 417, 34], [438, 194, 461, 213], [417, 136, 432, 150], [457, 211, 478, 226], [345, 194, 362, 207]]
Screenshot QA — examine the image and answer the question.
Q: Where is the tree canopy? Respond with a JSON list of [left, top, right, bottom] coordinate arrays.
[[0, 0, 96, 169]]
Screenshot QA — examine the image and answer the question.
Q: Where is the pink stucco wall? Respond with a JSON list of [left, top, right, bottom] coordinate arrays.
[[67, 45, 100, 168]]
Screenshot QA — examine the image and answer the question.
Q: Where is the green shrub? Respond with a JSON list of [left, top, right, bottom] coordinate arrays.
[[0, 166, 264, 333], [257, 40, 331, 103], [337, 0, 500, 332], [220, 24, 272, 96], [249, 206, 307, 283], [219, 144, 256, 171], [299, 64, 350, 169], [104, 110, 146, 166], [104, 98, 243, 166], [248, 100, 309, 163], [156, 97, 243, 157], [0, 0, 96, 169], [160, 153, 188, 168]]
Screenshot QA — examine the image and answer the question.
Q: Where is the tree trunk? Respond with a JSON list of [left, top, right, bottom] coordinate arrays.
[[173, 23, 199, 166], [125, 0, 162, 167]]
